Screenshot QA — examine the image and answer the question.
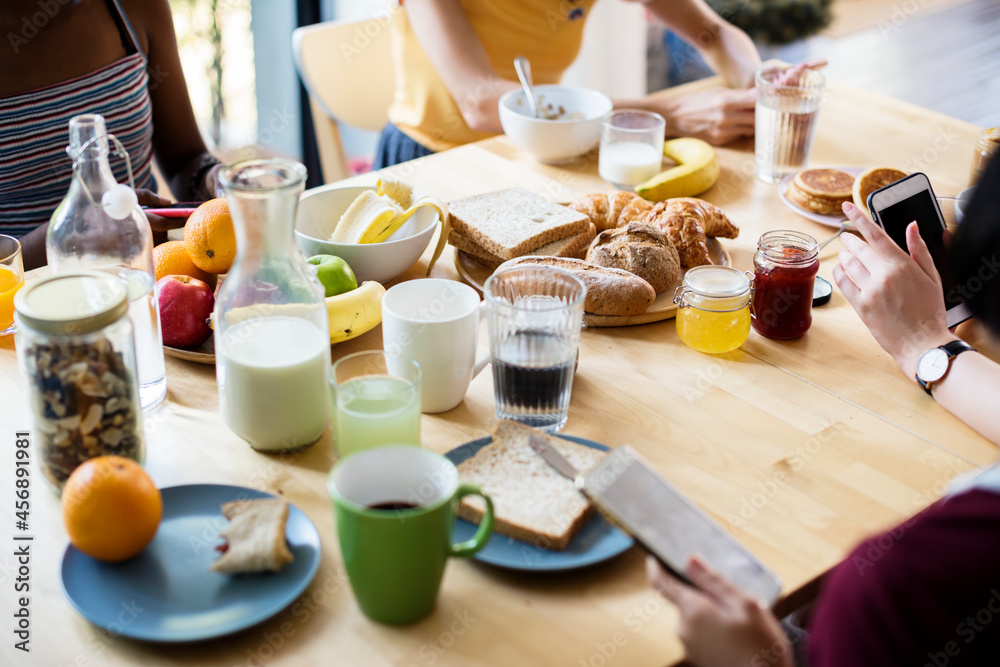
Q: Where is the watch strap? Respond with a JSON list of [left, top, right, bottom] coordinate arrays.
[[916, 340, 976, 395]]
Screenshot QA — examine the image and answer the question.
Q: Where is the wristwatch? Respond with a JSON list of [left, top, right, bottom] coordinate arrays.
[[915, 340, 976, 395]]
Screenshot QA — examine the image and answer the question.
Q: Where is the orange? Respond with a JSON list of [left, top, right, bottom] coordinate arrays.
[[184, 198, 236, 274], [62, 456, 163, 563], [153, 240, 217, 288]]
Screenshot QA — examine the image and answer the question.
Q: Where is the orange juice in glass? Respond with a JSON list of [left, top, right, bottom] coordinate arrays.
[[1, 235, 24, 335]]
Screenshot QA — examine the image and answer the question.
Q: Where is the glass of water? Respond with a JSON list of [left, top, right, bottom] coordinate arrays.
[[483, 266, 586, 433], [331, 351, 422, 457], [754, 65, 825, 184]]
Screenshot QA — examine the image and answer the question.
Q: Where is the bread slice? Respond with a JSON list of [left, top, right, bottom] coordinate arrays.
[[211, 499, 294, 574], [449, 188, 590, 260], [457, 420, 607, 551], [449, 223, 597, 269]]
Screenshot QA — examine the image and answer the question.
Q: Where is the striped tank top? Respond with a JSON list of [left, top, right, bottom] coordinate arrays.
[[0, 0, 156, 238]]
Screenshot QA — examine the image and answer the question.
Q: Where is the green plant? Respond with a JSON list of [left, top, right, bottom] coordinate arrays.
[[708, 0, 834, 46]]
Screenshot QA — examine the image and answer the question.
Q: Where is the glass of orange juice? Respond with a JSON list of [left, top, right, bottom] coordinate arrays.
[[1, 235, 24, 335]]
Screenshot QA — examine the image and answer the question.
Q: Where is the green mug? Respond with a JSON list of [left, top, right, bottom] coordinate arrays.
[[327, 445, 494, 625]]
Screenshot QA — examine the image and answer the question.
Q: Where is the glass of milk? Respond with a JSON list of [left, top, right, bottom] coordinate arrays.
[[215, 159, 332, 453], [599, 110, 665, 190]]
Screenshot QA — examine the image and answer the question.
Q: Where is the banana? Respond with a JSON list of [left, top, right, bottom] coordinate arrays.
[[326, 280, 386, 343], [329, 190, 402, 243], [377, 176, 414, 209], [635, 138, 720, 202]]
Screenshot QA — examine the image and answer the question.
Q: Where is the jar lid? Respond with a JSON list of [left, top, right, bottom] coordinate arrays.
[[14, 271, 128, 335], [682, 266, 750, 298]]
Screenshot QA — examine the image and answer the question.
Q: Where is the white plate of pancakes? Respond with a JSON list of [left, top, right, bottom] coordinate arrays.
[[778, 166, 909, 228]]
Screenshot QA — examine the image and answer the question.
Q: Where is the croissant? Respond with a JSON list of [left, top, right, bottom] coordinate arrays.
[[645, 200, 712, 268], [570, 191, 653, 232], [665, 197, 739, 239]]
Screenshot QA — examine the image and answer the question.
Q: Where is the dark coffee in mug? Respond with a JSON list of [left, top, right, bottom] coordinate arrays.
[[367, 501, 420, 511]]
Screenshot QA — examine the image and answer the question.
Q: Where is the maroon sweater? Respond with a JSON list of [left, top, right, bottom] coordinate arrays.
[[807, 489, 1000, 666]]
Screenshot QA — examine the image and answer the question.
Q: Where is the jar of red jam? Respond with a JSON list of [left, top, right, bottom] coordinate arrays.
[[751, 230, 819, 339]]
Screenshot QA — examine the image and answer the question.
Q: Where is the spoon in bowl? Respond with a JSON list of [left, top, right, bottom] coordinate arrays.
[[514, 55, 538, 118]]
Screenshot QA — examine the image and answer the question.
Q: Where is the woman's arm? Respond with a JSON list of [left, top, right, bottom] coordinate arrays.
[[125, 0, 222, 200], [835, 202, 1000, 444], [403, 0, 519, 135], [619, 0, 760, 144]]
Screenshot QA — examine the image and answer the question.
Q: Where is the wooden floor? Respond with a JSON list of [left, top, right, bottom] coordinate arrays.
[[805, 0, 1000, 128]]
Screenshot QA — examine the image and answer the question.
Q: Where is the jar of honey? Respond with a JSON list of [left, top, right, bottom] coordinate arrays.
[[673, 266, 752, 353], [751, 230, 819, 339], [970, 127, 1000, 185]]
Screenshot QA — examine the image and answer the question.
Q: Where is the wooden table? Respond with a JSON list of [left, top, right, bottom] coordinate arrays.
[[1, 77, 995, 667]]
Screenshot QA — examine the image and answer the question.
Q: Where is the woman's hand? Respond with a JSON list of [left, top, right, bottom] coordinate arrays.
[[833, 202, 954, 376], [653, 87, 756, 145], [647, 556, 791, 667], [136, 189, 187, 233]]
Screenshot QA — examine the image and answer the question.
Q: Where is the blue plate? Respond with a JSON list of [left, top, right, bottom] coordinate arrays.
[[445, 435, 634, 571], [60, 484, 321, 642]]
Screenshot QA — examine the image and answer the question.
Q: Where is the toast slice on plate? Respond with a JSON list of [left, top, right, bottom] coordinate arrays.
[[211, 498, 294, 574], [457, 421, 607, 551]]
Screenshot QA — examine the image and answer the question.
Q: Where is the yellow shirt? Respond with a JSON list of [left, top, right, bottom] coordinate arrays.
[[388, 0, 597, 152]]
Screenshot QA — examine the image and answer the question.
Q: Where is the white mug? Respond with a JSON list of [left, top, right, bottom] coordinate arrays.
[[382, 280, 489, 413]]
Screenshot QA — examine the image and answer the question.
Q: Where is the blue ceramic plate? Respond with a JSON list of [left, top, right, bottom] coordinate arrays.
[[445, 435, 634, 571], [60, 484, 321, 642]]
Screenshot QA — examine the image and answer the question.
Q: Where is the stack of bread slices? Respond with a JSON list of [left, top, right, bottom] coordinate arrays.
[[448, 188, 596, 270]]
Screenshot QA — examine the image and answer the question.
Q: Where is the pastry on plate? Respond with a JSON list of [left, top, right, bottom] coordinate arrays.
[[786, 168, 855, 216], [570, 191, 654, 232], [645, 197, 735, 268], [852, 167, 907, 216], [211, 499, 294, 574]]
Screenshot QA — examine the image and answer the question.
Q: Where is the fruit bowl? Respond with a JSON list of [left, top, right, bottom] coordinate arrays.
[[295, 185, 439, 283], [499, 85, 613, 165]]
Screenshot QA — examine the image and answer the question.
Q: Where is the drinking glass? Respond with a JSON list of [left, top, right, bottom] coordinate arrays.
[[599, 110, 665, 190], [331, 350, 422, 457], [0, 235, 24, 336], [754, 65, 825, 184], [483, 265, 585, 433]]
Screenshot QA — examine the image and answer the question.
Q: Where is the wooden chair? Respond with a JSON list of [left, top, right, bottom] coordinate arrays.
[[292, 16, 396, 183]]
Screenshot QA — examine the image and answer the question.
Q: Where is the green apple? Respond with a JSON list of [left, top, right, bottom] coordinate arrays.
[[307, 254, 358, 297]]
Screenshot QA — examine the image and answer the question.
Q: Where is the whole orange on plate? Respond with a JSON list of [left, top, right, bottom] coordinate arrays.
[[184, 198, 236, 274], [62, 456, 163, 563], [153, 240, 217, 288]]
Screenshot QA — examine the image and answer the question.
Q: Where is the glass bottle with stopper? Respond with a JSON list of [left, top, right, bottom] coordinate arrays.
[[46, 114, 166, 409]]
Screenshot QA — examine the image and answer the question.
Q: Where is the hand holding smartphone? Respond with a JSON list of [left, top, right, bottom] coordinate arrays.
[[867, 172, 972, 328]]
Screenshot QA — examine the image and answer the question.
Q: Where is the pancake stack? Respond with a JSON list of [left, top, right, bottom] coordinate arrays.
[[786, 168, 856, 215]]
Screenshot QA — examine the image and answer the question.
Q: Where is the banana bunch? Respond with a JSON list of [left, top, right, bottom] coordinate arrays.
[[635, 138, 720, 202], [326, 280, 386, 344]]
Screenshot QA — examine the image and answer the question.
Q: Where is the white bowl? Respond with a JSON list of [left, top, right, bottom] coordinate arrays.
[[295, 185, 438, 283], [499, 85, 613, 165]]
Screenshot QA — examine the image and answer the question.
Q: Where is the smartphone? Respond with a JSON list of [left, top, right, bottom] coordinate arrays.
[[867, 172, 972, 328], [581, 447, 783, 607]]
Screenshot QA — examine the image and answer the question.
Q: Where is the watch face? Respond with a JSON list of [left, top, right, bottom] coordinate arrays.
[[917, 348, 950, 383]]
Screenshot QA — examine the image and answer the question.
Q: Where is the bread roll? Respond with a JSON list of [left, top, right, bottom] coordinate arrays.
[[586, 222, 681, 293], [497, 256, 656, 316], [570, 191, 653, 232]]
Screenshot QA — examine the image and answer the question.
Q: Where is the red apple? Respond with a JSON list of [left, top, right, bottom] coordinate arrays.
[[157, 275, 215, 348]]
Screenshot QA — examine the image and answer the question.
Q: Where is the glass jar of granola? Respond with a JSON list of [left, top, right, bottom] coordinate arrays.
[[14, 271, 145, 493]]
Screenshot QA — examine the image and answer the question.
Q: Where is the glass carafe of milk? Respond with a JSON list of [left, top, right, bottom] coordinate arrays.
[[215, 159, 331, 452], [47, 114, 166, 410]]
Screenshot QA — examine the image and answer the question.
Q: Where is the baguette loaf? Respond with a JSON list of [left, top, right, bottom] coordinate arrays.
[[449, 223, 596, 269], [497, 256, 656, 316], [449, 188, 590, 260], [457, 420, 607, 551]]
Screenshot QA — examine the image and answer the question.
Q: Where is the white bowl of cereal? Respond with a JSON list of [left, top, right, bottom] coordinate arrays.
[[499, 85, 613, 165]]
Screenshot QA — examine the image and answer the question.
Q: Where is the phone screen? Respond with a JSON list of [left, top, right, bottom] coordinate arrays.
[[876, 190, 961, 309]]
